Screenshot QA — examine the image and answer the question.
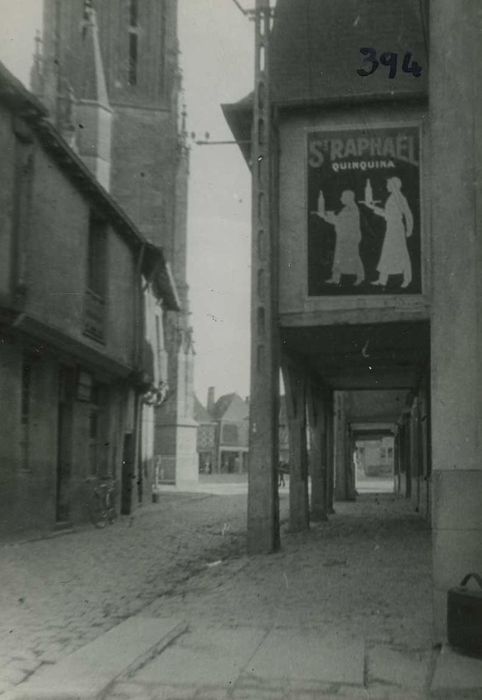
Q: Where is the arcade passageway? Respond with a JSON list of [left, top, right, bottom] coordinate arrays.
[[280, 320, 432, 534], [226, 0, 482, 651]]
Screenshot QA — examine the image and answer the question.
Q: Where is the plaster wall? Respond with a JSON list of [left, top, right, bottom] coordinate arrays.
[[0, 105, 15, 299], [0, 343, 57, 535], [26, 143, 137, 368], [110, 106, 177, 254]]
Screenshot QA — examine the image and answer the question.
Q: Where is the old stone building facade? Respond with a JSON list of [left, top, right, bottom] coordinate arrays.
[[0, 61, 178, 535], [32, 0, 197, 486]]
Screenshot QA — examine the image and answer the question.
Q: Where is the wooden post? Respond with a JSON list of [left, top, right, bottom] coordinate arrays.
[[326, 391, 335, 514], [247, 0, 280, 554]]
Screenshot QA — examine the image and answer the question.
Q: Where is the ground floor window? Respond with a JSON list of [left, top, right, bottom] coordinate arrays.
[[219, 451, 248, 474]]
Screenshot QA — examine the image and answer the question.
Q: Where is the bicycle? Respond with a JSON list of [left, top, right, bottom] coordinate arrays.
[[88, 477, 117, 528]]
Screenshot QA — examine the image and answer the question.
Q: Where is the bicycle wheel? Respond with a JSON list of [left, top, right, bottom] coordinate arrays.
[[89, 495, 108, 528], [93, 511, 108, 528], [105, 487, 116, 525]]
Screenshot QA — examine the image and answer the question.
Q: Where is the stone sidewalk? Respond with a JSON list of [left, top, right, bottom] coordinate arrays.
[[2, 489, 482, 699], [105, 494, 447, 699]]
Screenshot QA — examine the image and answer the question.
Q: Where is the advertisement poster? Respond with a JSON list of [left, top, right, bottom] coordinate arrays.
[[307, 126, 421, 296]]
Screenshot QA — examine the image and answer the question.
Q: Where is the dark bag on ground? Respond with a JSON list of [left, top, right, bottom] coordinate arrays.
[[447, 573, 482, 658]]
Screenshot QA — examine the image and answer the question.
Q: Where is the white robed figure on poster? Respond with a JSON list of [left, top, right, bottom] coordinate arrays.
[[312, 189, 365, 285], [363, 176, 414, 288]]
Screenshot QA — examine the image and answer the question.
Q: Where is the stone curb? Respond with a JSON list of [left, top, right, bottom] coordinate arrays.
[[2, 616, 187, 700]]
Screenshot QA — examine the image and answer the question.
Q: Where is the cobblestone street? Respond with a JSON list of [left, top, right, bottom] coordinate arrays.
[[0, 487, 440, 698], [142, 493, 432, 644], [105, 492, 435, 699], [0, 490, 259, 696]]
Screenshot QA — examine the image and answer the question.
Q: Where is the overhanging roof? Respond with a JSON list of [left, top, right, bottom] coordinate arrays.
[[281, 320, 430, 391]]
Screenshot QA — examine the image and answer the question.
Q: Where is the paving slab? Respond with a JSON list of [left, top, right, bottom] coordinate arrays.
[[368, 645, 431, 689], [3, 616, 186, 700], [243, 627, 365, 686], [431, 645, 482, 695], [134, 624, 267, 687]]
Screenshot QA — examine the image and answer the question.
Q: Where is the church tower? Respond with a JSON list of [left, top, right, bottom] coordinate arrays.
[[36, 0, 197, 484]]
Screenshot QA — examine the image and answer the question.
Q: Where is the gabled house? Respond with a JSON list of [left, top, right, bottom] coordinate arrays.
[[194, 395, 216, 474], [211, 392, 250, 474], [194, 388, 249, 474], [33, 0, 197, 487], [0, 61, 178, 535]]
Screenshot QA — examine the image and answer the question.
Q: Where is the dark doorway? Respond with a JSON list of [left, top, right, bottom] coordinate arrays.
[[121, 432, 135, 515], [56, 366, 74, 523]]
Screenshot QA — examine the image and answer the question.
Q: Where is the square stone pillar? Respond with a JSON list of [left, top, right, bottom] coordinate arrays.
[[282, 362, 309, 532], [430, 0, 482, 641], [326, 396, 335, 514], [307, 388, 328, 522], [334, 392, 355, 502]]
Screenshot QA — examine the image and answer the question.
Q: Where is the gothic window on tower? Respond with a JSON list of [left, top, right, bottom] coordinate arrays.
[[129, 0, 138, 26], [128, 0, 139, 86], [128, 34, 138, 86], [159, 0, 167, 95]]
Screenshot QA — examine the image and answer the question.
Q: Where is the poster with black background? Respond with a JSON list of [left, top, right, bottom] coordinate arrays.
[[307, 126, 421, 296]]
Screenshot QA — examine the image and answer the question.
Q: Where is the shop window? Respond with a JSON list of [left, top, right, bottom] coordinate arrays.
[[87, 213, 107, 298], [77, 370, 95, 402], [87, 383, 107, 477], [88, 409, 99, 476]]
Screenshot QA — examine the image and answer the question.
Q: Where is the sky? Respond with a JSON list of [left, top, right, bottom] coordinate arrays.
[[0, 0, 254, 406]]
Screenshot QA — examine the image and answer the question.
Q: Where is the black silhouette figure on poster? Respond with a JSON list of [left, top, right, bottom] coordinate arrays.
[[311, 190, 365, 285], [362, 176, 414, 288]]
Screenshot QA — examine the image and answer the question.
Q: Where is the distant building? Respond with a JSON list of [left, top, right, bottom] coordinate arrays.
[[32, 0, 197, 485], [194, 395, 216, 474], [212, 392, 250, 474], [194, 389, 249, 474], [355, 437, 394, 478], [195, 389, 289, 475], [0, 62, 178, 535]]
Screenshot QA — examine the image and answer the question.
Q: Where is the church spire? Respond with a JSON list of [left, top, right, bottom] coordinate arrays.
[[78, 1, 109, 108], [30, 30, 44, 98]]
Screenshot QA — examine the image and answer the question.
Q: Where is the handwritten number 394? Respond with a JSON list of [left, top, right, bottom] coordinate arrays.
[[357, 48, 422, 79]]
